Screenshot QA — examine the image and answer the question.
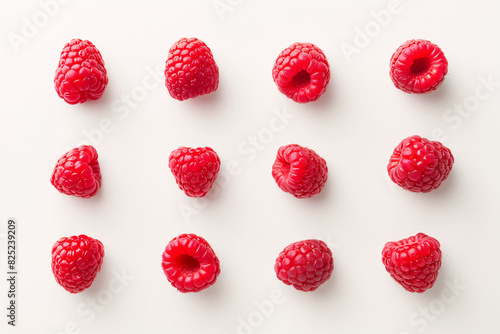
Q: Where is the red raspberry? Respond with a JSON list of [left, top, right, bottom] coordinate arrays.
[[382, 233, 442, 293], [51, 145, 102, 198], [165, 37, 219, 101], [272, 144, 328, 199], [168, 147, 220, 198], [389, 39, 448, 94], [54, 39, 108, 104], [51, 235, 105, 293], [161, 234, 221, 293], [275, 239, 334, 292], [388, 135, 454, 193], [272, 42, 330, 103]]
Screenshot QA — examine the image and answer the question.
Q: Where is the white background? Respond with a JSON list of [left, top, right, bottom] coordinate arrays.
[[1, 0, 500, 333]]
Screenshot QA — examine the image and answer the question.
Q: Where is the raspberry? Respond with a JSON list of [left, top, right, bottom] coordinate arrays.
[[54, 39, 108, 104], [168, 147, 221, 197], [388, 135, 454, 193], [161, 234, 221, 293], [389, 39, 448, 94], [275, 239, 333, 291], [272, 144, 328, 198], [51, 235, 105, 293], [272, 42, 330, 103], [382, 233, 442, 293], [51, 145, 102, 198], [165, 37, 219, 101]]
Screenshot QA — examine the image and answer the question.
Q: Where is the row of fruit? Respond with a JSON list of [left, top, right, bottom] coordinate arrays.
[[50, 134, 454, 200], [52, 232, 441, 294], [55, 37, 448, 105]]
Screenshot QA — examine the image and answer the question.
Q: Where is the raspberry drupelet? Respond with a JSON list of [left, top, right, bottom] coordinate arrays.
[[51, 235, 105, 293], [382, 233, 442, 293], [50, 145, 102, 198], [389, 39, 448, 94], [168, 146, 221, 198], [272, 42, 330, 103], [165, 37, 219, 101], [275, 239, 334, 291], [272, 144, 328, 198], [388, 135, 453, 193], [54, 39, 108, 104], [162, 234, 221, 293]]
